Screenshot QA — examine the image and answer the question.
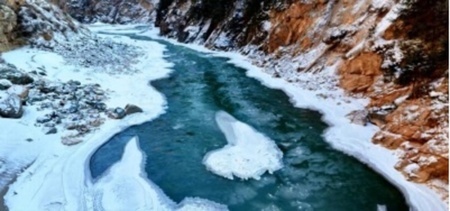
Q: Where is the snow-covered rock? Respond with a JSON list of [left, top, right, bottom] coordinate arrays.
[[0, 94, 23, 118]]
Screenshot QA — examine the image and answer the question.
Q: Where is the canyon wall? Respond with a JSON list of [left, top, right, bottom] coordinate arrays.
[[155, 0, 448, 195]]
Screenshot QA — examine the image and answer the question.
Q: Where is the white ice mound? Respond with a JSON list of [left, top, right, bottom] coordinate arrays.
[[203, 111, 283, 180], [93, 136, 228, 211]]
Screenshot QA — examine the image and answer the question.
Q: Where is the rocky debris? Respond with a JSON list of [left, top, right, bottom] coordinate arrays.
[[346, 110, 368, 126], [52, 37, 142, 74], [20, 79, 110, 139], [0, 94, 23, 118], [124, 104, 143, 115]]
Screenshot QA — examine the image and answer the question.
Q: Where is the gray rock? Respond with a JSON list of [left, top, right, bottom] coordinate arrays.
[[0, 79, 12, 90], [43, 127, 57, 135], [7, 74, 34, 85], [94, 102, 107, 111], [67, 80, 81, 86], [125, 104, 143, 115], [107, 107, 126, 119], [36, 116, 52, 123], [0, 94, 23, 118], [346, 110, 369, 126]]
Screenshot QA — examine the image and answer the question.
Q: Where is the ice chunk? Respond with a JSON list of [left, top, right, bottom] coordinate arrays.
[[203, 111, 283, 180]]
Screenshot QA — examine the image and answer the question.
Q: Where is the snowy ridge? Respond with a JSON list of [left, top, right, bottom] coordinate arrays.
[[203, 111, 283, 180]]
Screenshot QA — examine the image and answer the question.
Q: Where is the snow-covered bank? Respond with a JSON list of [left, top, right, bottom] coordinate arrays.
[[203, 111, 283, 180], [0, 30, 171, 210], [1, 26, 229, 210], [97, 24, 448, 211], [93, 136, 227, 211]]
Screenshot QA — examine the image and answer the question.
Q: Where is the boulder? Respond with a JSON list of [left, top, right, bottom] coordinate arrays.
[[6, 72, 34, 85], [124, 104, 143, 115], [0, 65, 34, 85], [0, 94, 23, 118], [61, 137, 83, 146], [346, 110, 369, 126], [7, 85, 29, 101], [107, 107, 126, 119], [0, 79, 12, 90], [43, 127, 57, 135]]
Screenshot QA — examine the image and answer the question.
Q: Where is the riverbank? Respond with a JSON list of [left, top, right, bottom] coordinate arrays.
[[0, 31, 172, 210], [93, 24, 447, 210]]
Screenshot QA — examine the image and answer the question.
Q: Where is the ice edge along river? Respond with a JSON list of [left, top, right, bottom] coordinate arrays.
[[0, 24, 446, 211]]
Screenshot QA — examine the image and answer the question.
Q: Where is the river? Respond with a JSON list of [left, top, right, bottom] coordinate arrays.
[[90, 34, 408, 211]]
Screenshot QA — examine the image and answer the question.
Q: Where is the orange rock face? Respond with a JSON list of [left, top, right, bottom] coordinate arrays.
[[339, 52, 382, 92]]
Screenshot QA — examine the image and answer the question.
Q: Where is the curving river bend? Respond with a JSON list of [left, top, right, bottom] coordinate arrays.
[[90, 34, 408, 211]]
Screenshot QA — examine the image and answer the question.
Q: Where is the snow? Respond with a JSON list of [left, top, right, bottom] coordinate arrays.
[[261, 21, 272, 31], [394, 95, 409, 105], [374, 2, 401, 36], [130, 25, 448, 211], [203, 111, 283, 180], [371, 0, 394, 11]]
